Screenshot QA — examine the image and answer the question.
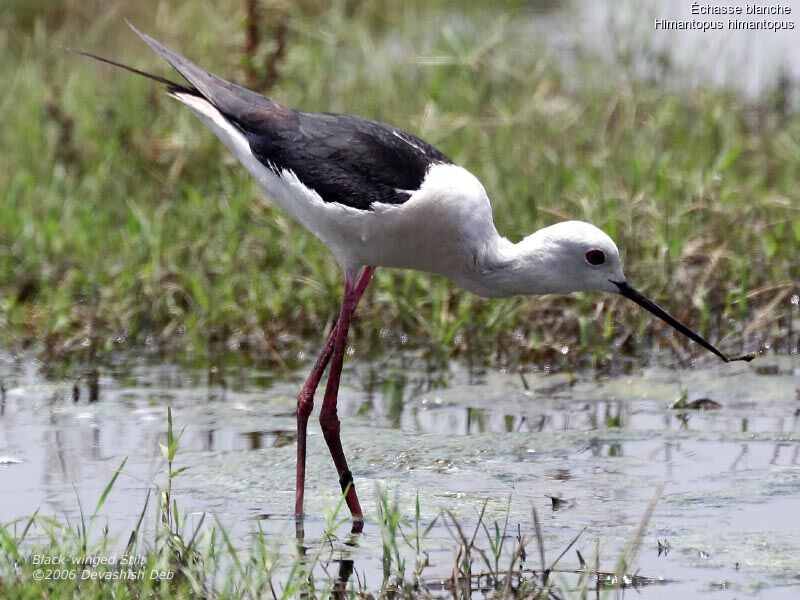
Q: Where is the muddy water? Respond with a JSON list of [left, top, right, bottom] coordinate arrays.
[[1, 353, 798, 597]]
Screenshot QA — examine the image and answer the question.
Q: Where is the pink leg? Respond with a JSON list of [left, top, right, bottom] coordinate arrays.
[[319, 267, 376, 528], [295, 266, 375, 519]]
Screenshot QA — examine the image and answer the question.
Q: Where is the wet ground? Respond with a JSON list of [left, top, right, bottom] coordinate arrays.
[[1, 352, 798, 597]]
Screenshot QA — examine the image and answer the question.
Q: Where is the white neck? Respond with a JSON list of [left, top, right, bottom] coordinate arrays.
[[450, 230, 565, 298]]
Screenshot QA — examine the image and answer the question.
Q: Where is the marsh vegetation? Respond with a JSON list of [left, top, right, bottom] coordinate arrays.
[[1, 0, 797, 369]]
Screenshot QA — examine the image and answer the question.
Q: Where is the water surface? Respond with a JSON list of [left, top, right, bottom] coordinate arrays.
[[1, 353, 798, 597]]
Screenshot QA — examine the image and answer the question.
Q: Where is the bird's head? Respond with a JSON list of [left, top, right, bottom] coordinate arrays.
[[514, 221, 625, 294], [509, 220, 753, 363]]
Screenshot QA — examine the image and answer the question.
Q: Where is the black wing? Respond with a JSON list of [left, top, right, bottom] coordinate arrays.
[[243, 110, 451, 210], [91, 24, 452, 211]]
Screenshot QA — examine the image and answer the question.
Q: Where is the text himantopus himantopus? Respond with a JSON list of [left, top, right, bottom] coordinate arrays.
[[81, 26, 754, 529]]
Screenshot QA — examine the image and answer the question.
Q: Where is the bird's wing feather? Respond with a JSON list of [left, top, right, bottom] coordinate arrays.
[[243, 111, 451, 210], [127, 23, 282, 115], [106, 24, 453, 210]]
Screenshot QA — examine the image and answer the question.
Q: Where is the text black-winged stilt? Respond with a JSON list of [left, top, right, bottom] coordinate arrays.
[[80, 26, 754, 529]]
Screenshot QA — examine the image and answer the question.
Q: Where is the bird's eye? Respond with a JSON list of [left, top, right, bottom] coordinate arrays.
[[585, 249, 605, 266]]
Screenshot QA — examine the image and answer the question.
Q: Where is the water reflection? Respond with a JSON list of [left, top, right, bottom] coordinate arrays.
[[0, 355, 799, 596]]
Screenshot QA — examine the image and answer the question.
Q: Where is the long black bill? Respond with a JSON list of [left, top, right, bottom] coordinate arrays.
[[613, 281, 754, 363]]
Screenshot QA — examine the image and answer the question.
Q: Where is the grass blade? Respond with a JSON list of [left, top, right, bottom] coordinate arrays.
[[92, 456, 128, 519]]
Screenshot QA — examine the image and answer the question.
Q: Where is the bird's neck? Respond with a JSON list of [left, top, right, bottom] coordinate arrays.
[[454, 230, 559, 298]]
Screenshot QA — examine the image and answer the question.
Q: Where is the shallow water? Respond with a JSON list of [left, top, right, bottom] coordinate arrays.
[[1, 352, 798, 597]]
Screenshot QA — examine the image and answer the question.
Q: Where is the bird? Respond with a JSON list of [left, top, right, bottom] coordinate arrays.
[[79, 25, 754, 530]]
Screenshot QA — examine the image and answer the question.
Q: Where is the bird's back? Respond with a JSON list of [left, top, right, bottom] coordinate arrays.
[[92, 28, 498, 276], [130, 27, 451, 212], [241, 109, 450, 211]]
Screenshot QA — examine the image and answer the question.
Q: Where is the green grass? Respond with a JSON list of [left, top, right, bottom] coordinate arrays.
[[0, 0, 798, 369]]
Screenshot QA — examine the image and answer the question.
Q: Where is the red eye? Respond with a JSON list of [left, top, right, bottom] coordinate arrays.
[[585, 249, 605, 266]]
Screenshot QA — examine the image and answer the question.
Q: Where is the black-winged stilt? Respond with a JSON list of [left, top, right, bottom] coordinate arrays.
[[80, 26, 754, 529]]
